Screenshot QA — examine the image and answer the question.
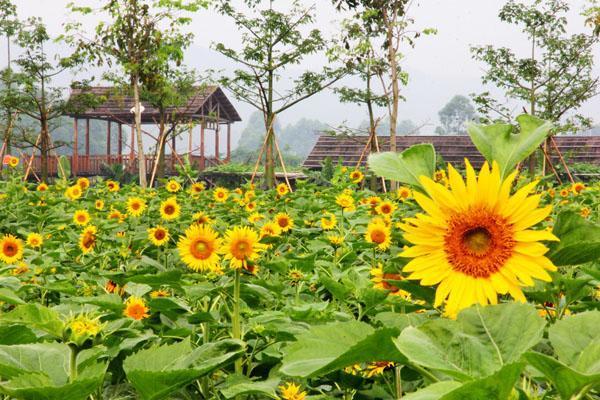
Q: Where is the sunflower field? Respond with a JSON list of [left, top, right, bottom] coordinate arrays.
[[0, 116, 599, 400]]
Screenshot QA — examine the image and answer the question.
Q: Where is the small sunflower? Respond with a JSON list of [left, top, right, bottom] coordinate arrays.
[[397, 187, 412, 201], [26, 233, 43, 248], [189, 182, 205, 194], [220, 226, 266, 270], [572, 182, 585, 194], [276, 183, 290, 196], [73, 210, 91, 226], [77, 177, 90, 191], [398, 161, 558, 317], [148, 226, 170, 246], [8, 156, 19, 168], [123, 296, 149, 320], [177, 224, 222, 272], [370, 264, 410, 299], [106, 180, 120, 192], [37, 183, 49, 192], [0, 234, 24, 264], [150, 289, 170, 298], [335, 193, 355, 211], [213, 187, 229, 203], [279, 382, 306, 400], [375, 200, 397, 216], [320, 212, 337, 230], [260, 221, 282, 239], [65, 185, 82, 200], [327, 234, 344, 246], [79, 226, 97, 254], [127, 197, 147, 217], [192, 211, 213, 225], [365, 220, 392, 250], [274, 213, 294, 232], [160, 197, 181, 220], [350, 169, 364, 184], [95, 200, 105, 210], [248, 212, 264, 224], [166, 179, 181, 193]]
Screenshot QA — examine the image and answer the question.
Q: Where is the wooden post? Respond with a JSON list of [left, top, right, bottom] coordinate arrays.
[[200, 120, 205, 170], [73, 118, 78, 176], [107, 121, 111, 158], [85, 118, 90, 174], [227, 123, 231, 162], [215, 108, 220, 161], [130, 124, 135, 172], [117, 123, 123, 162], [188, 121, 193, 156], [171, 133, 176, 172]]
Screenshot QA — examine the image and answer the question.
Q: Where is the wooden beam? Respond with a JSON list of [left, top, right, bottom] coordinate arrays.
[[226, 123, 231, 162], [200, 120, 205, 170], [171, 133, 176, 172], [130, 124, 135, 171], [107, 121, 111, 156], [85, 118, 90, 156], [188, 121, 193, 155], [117, 123, 123, 162], [73, 118, 78, 176], [215, 106, 220, 161]]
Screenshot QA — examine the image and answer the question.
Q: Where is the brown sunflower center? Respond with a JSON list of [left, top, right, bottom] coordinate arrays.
[[164, 205, 175, 214], [370, 229, 386, 244], [232, 240, 251, 259], [191, 240, 212, 259], [154, 230, 166, 240], [3, 243, 17, 256], [132, 202, 140, 210], [445, 209, 515, 278]]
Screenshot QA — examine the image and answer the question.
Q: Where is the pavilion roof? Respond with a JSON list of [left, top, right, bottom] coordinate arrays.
[[66, 85, 242, 124]]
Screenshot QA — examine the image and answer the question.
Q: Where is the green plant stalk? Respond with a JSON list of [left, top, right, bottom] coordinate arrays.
[[395, 365, 403, 399], [232, 268, 242, 374], [69, 345, 79, 382]]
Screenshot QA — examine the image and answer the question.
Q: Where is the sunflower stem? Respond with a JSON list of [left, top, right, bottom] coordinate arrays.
[[394, 365, 403, 399], [232, 268, 243, 375], [69, 344, 79, 383]]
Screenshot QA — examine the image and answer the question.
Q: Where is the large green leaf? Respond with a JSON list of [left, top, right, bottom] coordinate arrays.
[[0, 344, 107, 400], [548, 211, 600, 266], [466, 114, 552, 179], [394, 303, 544, 380], [0, 304, 64, 338], [403, 381, 463, 400], [440, 362, 524, 400], [219, 375, 279, 399], [367, 144, 436, 188], [280, 321, 404, 378], [123, 338, 244, 400], [0, 288, 26, 305]]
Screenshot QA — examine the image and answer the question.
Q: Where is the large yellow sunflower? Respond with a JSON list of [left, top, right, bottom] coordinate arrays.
[[274, 212, 294, 232], [160, 197, 181, 220], [127, 197, 147, 217], [365, 220, 392, 250], [220, 226, 266, 270], [65, 185, 82, 200], [0, 234, 24, 264], [398, 160, 558, 318], [147, 226, 170, 246], [177, 224, 222, 272], [73, 210, 91, 226], [213, 187, 229, 203], [79, 226, 97, 254]]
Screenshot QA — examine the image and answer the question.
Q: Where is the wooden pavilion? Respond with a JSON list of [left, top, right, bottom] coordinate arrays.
[[30, 85, 241, 177]]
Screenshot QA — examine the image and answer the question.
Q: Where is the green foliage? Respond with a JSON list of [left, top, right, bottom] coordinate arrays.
[[367, 144, 436, 188], [466, 114, 552, 179], [548, 211, 600, 266]]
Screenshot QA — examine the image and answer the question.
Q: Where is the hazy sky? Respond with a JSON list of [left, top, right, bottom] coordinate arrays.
[[5, 0, 600, 143]]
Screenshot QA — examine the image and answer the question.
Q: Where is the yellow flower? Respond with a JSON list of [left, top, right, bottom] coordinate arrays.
[[160, 197, 181, 220], [320, 212, 337, 230], [244, 190, 256, 202], [278, 382, 306, 400], [8, 156, 19, 168], [350, 169, 364, 184], [148, 226, 170, 246], [26, 233, 43, 248], [580, 207, 591, 218], [65, 185, 82, 200], [177, 224, 222, 272], [73, 210, 91, 226], [166, 179, 181, 193], [364, 361, 395, 378], [150, 289, 170, 298], [260, 221, 281, 239], [106, 180, 120, 192], [397, 186, 412, 201], [189, 182, 205, 194], [335, 193, 355, 211], [559, 188, 570, 197], [365, 220, 392, 250], [220, 226, 266, 270], [244, 201, 257, 212], [276, 183, 290, 196], [398, 161, 558, 318], [65, 313, 103, 346], [79, 226, 97, 254], [547, 188, 555, 198], [37, 182, 49, 192], [571, 182, 585, 194], [123, 296, 149, 320], [95, 199, 105, 210], [127, 197, 147, 217], [248, 212, 264, 224], [375, 200, 397, 216], [214, 187, 229, 203], [77, 177, 90, 191], [193, 211, 213, 225], [327, 234, 344, 246], [370, 264, 410, 299], [274, 213, 294, 232], [107, 209, 126, 222], [0, 234, 24, 264]]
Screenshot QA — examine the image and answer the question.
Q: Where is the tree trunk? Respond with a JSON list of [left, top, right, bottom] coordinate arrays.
[[133, 78, 147, 188], [157, 115, 166, 180], [366, 74, 378, 191], [40, 116, 50, 182], [264, 113, 275, 189]]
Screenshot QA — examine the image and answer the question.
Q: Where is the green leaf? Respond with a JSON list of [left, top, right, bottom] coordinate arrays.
[[523, 352, 600, 400], [124, 338, 244, 400], [466, 114, 552, 179], [219, 375, 279, 399], [0, 288, 26, 304], [403, 381, 463, 400], [550, 311, 600, 373], [0, 304, 64, 338], [0, 344, 106, 400], [394, 303, 544, 380], [440, 362, 524, 400], [367, 144, 436, 188], [280, 321, 404, 378], [548, 211, 600, 266]]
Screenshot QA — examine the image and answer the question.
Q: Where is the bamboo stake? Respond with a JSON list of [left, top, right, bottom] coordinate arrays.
[[550, 136, 575, 183], [540, 141, 562, 185], [273, 133, 292, 193], [373, 134, 387, 193], [23, 134, 42, 181], [250, 114, 277, 186]]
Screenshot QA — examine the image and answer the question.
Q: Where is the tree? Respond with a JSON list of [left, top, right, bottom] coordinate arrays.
[[0, 0, 20, 160], [65, 0, 207, 188], [213, 0, 346, 188], [437, 95, 476, 135], [333, 0, 434, 188], [471, 0, 599, 175]]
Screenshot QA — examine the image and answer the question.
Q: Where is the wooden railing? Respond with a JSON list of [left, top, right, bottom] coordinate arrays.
[[26, 154, 223, 177]]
